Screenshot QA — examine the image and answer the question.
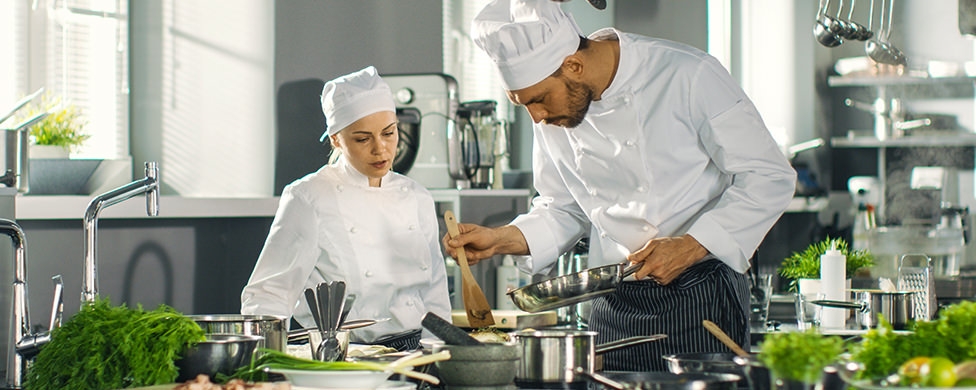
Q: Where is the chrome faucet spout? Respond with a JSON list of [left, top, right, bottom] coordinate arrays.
[[81, 161, 160, 303], [0, 218, 30, 387]]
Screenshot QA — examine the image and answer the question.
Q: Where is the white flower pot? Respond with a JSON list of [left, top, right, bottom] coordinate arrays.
[[30, 145, 70, 159]]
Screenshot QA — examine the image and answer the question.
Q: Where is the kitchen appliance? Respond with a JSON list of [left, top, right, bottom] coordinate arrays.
[[455, 100, 503, 188], [383, 73, 462, 189]]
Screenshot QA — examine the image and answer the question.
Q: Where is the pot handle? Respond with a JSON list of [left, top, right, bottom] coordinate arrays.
[[595, 334, 667, 355], [574, 367, 626, 390], [811, 299, 868, 312]]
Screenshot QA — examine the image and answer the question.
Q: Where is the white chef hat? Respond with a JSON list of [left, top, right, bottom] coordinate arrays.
[[470, 0, 584, 91], [320, 66, 396, 141]]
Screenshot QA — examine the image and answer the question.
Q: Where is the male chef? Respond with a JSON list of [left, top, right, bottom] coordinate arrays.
[[443, 0, 796, 371]]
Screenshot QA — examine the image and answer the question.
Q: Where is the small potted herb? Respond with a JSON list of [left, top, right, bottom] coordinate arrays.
[[16, 94, 90, 158], [779, 237, 874, 293]]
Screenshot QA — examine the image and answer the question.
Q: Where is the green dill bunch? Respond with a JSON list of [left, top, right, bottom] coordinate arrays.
[[779, 237, 874, 290], [23, 298, 205, 390]]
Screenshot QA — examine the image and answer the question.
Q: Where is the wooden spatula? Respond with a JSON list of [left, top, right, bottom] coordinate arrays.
[[444, 210, 495, 328]]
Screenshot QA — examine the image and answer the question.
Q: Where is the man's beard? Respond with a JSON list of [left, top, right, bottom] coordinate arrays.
[[542, 77, 594, 128]]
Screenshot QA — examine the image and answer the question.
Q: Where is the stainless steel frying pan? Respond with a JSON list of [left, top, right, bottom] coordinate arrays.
[[507, 262, 644, 313]]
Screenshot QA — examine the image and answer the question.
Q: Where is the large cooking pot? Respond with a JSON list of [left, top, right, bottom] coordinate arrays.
[[811, 289, 917, 330], [578, 369, 741, 390], [188, 314, 288, 352], [508, 262, 643, 313], [511, 329, 667, 384]]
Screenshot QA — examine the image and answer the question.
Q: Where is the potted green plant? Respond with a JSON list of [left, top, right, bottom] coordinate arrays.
[[779, 236, 874, 293], [18, 95, 90, 158]]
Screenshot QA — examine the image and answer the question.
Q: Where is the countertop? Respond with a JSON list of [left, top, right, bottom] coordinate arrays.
[[12, 188, 533, 220]]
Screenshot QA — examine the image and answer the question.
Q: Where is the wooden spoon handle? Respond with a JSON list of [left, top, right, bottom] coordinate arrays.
[[702, 320, 750, 357], [444, 210, 495, 328]]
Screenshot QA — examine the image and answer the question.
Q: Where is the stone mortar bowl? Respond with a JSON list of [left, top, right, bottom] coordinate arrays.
[[433, 342, 521, 388]]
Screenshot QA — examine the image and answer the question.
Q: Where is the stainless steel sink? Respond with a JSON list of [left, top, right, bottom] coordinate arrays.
[[26, 158, 131, 195]]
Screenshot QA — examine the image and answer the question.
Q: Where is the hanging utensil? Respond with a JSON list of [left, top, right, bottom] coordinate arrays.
[[304, 287, 323, 331], [444, 210, 495, 328], [848, 0, 874, 40], [702, 320, 750, 358], [814, 0, 844, 47]]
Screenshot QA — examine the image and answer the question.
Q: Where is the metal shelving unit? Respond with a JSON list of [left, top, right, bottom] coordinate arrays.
[[827, 74, 976, 220]]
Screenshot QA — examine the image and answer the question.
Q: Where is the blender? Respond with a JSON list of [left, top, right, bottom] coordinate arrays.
[[455, 100, 501, 189]]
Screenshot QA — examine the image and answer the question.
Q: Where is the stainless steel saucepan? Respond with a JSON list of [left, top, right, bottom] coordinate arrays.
[[507, 262, 644, 313]]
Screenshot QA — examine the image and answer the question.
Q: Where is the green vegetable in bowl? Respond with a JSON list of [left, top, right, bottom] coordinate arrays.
[[23, 298, 205, 390], [758, 330, 846, 384]]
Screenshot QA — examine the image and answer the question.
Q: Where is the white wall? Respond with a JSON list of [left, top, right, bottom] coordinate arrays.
[[130, 0, 275, 197]]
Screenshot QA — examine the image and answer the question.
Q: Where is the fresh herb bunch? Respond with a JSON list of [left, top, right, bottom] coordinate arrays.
[[850, 300, 976, 379], [758, 330, 846, 384], [779, 237, 874, 290], [23, 298, 205, 390]]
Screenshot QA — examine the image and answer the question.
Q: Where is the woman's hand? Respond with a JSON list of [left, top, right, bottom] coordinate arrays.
[[626, 234, 709, 284], [442, 224, 529, 265]]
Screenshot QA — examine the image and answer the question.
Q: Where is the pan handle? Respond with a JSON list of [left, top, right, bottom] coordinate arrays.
[[574, 367, 626, 390], [595, 334, 667, 354], [621, 262, 661, 285], [811, 299, 869, 312]]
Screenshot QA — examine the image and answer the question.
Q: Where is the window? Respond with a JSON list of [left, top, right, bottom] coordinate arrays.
[[2, 0, 128, 159]]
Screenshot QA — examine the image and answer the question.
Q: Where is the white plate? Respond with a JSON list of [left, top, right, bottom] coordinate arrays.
[[292, 380, 416, 390], [274, 368, 393, 389]]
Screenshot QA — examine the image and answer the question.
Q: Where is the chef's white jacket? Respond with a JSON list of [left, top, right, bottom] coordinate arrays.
[[241, 156, 452, 343], [512, 28, 797, 275]]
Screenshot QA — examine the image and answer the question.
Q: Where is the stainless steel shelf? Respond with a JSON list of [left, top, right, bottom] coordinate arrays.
[[828, 75, 976, 87], [831, 134, 976, 148]]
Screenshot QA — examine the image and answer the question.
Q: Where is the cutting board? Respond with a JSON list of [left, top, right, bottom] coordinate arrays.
[[451, 309, 557, 329]]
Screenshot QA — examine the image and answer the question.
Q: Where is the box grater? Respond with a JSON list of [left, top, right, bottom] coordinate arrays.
[[897, 254, 937, 321]]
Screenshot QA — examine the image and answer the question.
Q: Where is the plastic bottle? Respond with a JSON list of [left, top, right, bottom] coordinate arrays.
[[820, 240, 847, 329], [496, 256, 520, 310], [444, 256, 463, 310], [852, 204, 877, 252]]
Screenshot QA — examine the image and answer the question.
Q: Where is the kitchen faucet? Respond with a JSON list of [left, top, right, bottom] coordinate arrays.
[[0, 218, 63, 388], [81, 161, 159, 303]]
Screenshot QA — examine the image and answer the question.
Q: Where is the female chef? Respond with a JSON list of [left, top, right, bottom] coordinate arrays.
[[241, 66, 452, 351]]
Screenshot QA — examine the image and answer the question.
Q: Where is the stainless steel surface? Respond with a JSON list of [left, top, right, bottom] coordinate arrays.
[[577, 369, 742, 390], [2, 111, 50, 193], [188, 314, 288, 353], [898, 254, 936, 320], [510, 329, 666, 384], [174, 334, 263, 383], [81, 161, 160, 302], [508, 262, 643, 313]]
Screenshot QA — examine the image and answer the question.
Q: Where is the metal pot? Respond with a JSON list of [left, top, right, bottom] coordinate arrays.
[[664, 352, 771, 390], [577, 369, 741, 390], [508, 262, 643, 313], [511, 329, 667, 384], [188, 314, 288, 352], [811, 289, 917, 330]]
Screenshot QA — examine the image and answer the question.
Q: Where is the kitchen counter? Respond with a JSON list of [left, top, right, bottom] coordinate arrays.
[[14, 189, 533, 220]]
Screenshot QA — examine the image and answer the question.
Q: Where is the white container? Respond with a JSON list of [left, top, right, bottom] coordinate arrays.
[[820, 242, 847, 329], [496, 256, 520, 310]]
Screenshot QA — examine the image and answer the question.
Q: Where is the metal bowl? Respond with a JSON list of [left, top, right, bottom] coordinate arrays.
[[188, 314, 287, 352], [175, 334, 263, 382], [508, 263, 639, 313]]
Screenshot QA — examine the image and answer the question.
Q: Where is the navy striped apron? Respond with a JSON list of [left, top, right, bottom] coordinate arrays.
[[589, 259, 750, 372]]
